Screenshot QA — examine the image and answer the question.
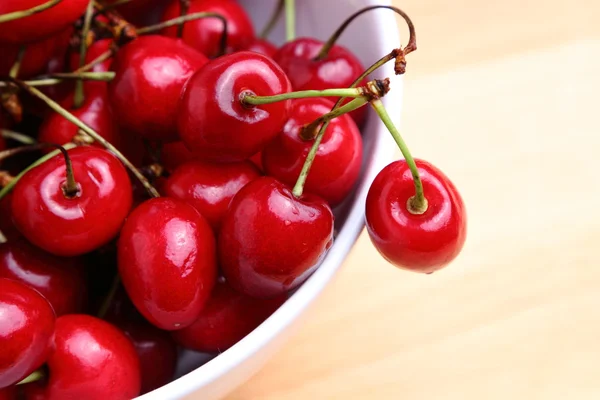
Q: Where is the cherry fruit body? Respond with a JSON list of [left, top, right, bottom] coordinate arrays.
[[161, 141, 196, 173], [178, 51, 291, 162], [365, 159, 467, 273], [0, 278, 55, 388], [0, 31, 68, 78], [118, 197, 218, 330], [262, 98, 363, 206], [11, 146, 133, 257], [242, 38, 278, 58], [219, 177, 334, 298]]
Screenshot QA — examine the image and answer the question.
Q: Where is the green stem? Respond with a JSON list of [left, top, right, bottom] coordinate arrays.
[[177, 0, 190, 38], [242, 87, 364, 106], [16, 369, 45, 385], [1, 129, 36, 145], [300, 96, 369, 140], [370, 99, 427, 214], [0, 0, 61, 24], [74, 49, 114, 73], [97, 274, 120, 319], [74, 0, 96, 109], [260, 0, 284, 39], [8, 46, 26, 79], [285, 0, 295, 41], [44, 71, 115, 81], [0, 230, 6, 244], [11, 80, 160, 198]]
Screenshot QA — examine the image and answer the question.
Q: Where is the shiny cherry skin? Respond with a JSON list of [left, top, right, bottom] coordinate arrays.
[[274, 37, 367, 126], [242, 38, 278, 58], [0, 278, 55, 388], [262, 98, 363, 206], [163, 160, 261, 230], [0, 238, 87, 316], [172, 279, 285, 352], [38, 314, 141, 399], [0, 0, 87, 44], [219, 177, 334, 298], [108, 35, 208, 142], [178, 51, 292, 162], [118, 197, 218, 330], [11, 146, 133, 257], [161, 0, 254, 58], [161, 141, 196, 173], [365, 159, 467, 273], [69, 38, 114, 94], [249, 152, 263, 172]]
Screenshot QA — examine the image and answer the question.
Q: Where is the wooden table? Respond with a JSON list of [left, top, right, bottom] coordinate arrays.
[[221, 1, 600, 398]]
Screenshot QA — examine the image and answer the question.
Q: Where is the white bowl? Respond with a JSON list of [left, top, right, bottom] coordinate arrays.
[[138, 0, 401, 398]]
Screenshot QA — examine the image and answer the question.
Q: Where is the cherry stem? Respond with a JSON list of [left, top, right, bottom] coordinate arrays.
[[11, 80, 160, 198], [177, 0, 191, 38], [259, 0, 284, 39], [0, 0, 60, 24], [0, 229, 6, 244], [97, 274, 120, 319], [74, 0, 96, 109], [55, 144, 80, 198], [315, 5, 416, 61], [285, 0, 295, 41], [16, 369, 45, 385], [1, 129, 36, 145], [8, 46, 26, 79], [242, 87, 367, 106], [74, 48, 114, 73], [0, 143, 56, 162], [0, 72, 115, 88], [299, 96, 370, 141], [98, 0, 132, 10], [371, 99, 427, 214]]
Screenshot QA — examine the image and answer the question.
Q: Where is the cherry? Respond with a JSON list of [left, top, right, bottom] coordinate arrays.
[[0, 386, 15, 400], [172, 279, 285, 352], [0, 238, 87, 316], [0, 278, 55, 388], [161, 0, 254, 58], [178, 51, 292, 162], [0, 194, 19, 241], [11, 146, 133, 257], [274, 37, 367, 126], [37, 314, 141, 399], [160, 141, 196, 173], [242, 38, 278, 58], [219, 177, 334, 298], [163, 160, 261, 231], [262, 98, 363, 206], [249, 152, 263, 172], [69, 39, 113, 74], [365, 159, 467, 274], [106, 0, 169, 27], [108, 35, 208, 142], [118, 197, 217, 330]]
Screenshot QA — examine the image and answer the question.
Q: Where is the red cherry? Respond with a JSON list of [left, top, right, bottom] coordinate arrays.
[[0, 194, 19, 241], [249, 151, 263, 172], [11, 146, 133, 257], [105, 0, 169, 27], [108, 35, 208, 142], [118, 197, 218, 330], [161, 0, 254, 58], [219, 177, 334, 298], [0, 0, 87, 44], [242, 38, 277, 58], [365, 159, 467, 273], [178, 51, 292, 162], [0, 31, 67, 78], [69, 39, 113, 73], [161, 141, 196, 173], [172, 279, 285, 352], [0, 386, 15, 400], [38, 314, 141, 399], [163, 160, 261, 230], [0, 238, 87, 316], [262, 98, 363, 206], [0, 278, 55, 388], [274, 37, 367, 126]]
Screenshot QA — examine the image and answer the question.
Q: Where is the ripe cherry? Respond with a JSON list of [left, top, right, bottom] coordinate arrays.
[[262, 98, 363, 206], [0, 278, 55, 388], [68, 38, 114, 94], [108, 35, 208, 142], [172, 279, 285, 352], [106, 0, 169, 27], [0, 194, 19, 241], [37, 314, 141, 399], [242, 38, 278, 58], [0, 386, 15, 400], [0, 30, 68, 78], [178, 51, 291, 162], [0, 0, 88, 44], [219, 177, 334, 298], [0, 238, 87, 316], [161, 0, 254, 58], [118, 197, 217, 330], [11, 146, 133, 257], [365, 159, 467, 273], [161, 141, 196, 173], [163, 160, 261, 230]]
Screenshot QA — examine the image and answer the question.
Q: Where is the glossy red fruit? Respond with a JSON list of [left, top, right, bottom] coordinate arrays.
[[0, 239, 87, 316], [164, 160, 261, 230], [262, 98, 363, 206], [242, 38, 277, 58], [0, 386, 15, 400], [11, 146, 133, 257], [172, 279, 285, 352], [0, 278, 55, 388], [0, 33, 67, 78], [249, 152, 263, 172], [365, 159, 467, 273], [161, 0, 254, 58], [118, 197, 218, 330], [0, 194, 19, 241], [106, 0, 168, 27], [0, 0, 88, 44], [69, 38, 114, 94], [161, 141, 195, 173], [219, 177, 334, 298], [39, 314, 141, 399], [108, 35, 208, 142], [178, 51, 292, 162], [274, 37, 367, 126]]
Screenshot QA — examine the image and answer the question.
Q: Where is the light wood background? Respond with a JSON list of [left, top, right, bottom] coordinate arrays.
[[212, 0, 600, 398]]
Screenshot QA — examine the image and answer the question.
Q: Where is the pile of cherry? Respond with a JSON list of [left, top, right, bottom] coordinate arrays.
[[0, 0, 467, 398]]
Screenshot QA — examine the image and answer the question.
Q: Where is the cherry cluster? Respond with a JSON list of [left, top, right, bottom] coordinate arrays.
[[0, 0, 467, 398]]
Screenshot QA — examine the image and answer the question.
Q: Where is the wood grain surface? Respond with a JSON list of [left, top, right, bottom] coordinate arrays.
[[203, 0, 600, 398]]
